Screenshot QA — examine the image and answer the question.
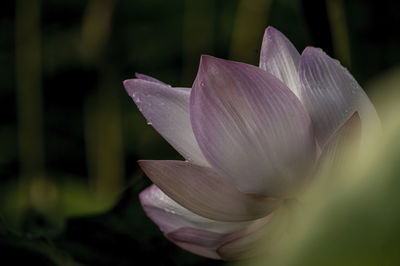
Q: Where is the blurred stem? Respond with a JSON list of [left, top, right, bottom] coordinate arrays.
[[326, 0, 351, 67], [15, 0, 44, 179], [81, 0, 116, 64], [15, 0, 56, 212], [230, 0, 273, 64], [82, 0, 123, 200], [181, 0, 215, 85], [84, 69, 124, 200]]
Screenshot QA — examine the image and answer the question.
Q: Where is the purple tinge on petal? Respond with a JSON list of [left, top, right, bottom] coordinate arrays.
[[190, 55, 316, 197], [123, 78, 208, 166], [135, 73, 166, 85], [259, 26, 302, 99], [299, 47, 380, 147], [139, 160, 279, 222], [139, 185, 251, 234]]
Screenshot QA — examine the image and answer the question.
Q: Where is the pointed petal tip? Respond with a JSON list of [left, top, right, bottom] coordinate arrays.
[[264, 25, 279, 36], [138, 160, 155, 177], [265, 25, 277, 31], [300, 47, 334, 68], [123, 79, 134, 95], [262, 26, 290, 43], [199, 54, 215, 61], [137, 159, 146, 167], [138, 184, 153, 207], [301, 47, 327, 59], [199, 54, 223, 70], [195, 55, 229, 89]]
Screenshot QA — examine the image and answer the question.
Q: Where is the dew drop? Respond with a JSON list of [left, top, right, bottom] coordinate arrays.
[[200, 82, 205, 87], [164, 208, 176, 214], [147, 121, 153, 125]]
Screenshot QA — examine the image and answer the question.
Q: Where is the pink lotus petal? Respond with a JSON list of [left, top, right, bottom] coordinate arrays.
[[123, 78, 208, 166], [139, 185, 251, 233], [190, 55, 316, 197], [259, 26, 302, 98], [299, 47, 380, 147], [139, 160, 279, 221]]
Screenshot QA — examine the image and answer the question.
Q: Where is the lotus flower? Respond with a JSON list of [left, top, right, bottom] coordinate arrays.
[[123, 26, 380, 260]]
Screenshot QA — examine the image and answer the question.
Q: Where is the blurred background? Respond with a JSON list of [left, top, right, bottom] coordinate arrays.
[[1, 0, 399, 265]]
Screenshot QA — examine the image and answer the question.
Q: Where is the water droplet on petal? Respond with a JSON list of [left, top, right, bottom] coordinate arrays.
[[147, 121, 153, 125]]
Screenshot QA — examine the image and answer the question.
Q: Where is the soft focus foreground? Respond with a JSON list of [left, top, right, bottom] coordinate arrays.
[[236, 81, 400, 265]]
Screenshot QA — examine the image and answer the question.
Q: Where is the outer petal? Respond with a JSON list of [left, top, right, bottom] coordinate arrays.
[[190, 55, 316, 197], [299, 47, 380, 147], [139, 160, 279, 221], [140, 185, 252, 259], [139, 185, 251, 234], [259, 26, 301, 99], [123, 78, 208, 166]]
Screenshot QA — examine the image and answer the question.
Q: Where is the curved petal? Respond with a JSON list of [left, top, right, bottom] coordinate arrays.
[[190, 55, 316, 197], [123, 78, 208, 166], [139, 160, 279, 221], [259, 26, 301, 98], [299, 47, 380, 147], [139, 185, 251, 234]]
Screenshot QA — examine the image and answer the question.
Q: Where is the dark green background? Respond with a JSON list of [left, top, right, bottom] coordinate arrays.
[[1, 0, 399, 265]]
